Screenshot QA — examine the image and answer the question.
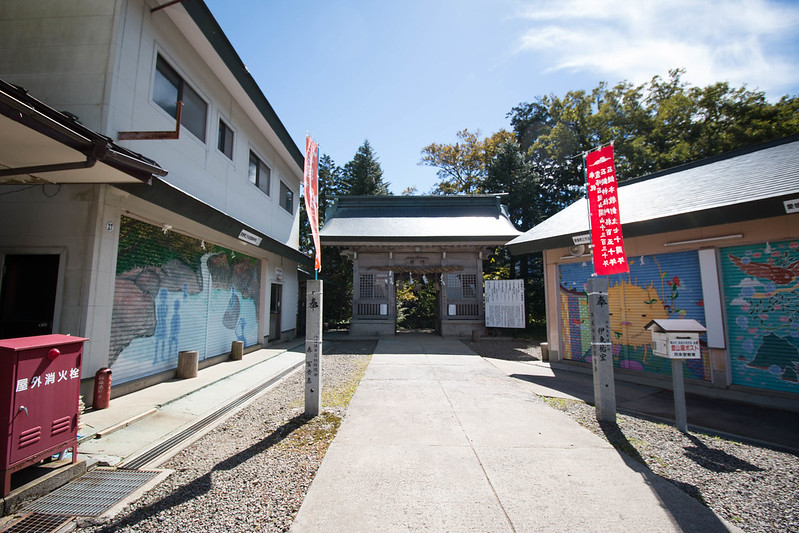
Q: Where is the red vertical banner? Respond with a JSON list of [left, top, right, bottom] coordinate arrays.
[[585, 144, 629, 276], [303, 135, 321, 272]]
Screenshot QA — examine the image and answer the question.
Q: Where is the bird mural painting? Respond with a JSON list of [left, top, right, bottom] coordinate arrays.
[[728, 255, 799, 285], [728, 253, 799, 384]]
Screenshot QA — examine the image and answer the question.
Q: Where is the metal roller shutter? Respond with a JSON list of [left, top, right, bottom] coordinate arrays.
[[558, 250, 710, 381], [109, 217, 261, 385], [720, 240, 799, 393]]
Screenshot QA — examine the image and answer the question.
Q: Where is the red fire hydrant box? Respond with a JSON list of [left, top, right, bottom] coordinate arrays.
[[0, 334, 87, 496]]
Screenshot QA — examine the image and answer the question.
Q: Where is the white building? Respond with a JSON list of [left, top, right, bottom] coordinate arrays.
[[0, 0, 309, 401]]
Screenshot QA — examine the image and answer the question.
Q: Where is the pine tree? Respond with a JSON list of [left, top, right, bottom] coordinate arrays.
[[343, 140, 391, 195]]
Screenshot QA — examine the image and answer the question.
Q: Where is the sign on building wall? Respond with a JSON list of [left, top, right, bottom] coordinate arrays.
[[485, 279, 525, 328]]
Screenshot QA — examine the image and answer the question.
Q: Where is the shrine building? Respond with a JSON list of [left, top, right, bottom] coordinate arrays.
[[319, 195, 521, 337]]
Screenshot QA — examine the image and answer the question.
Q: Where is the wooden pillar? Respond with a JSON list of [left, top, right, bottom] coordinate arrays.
[[177, 350, 198, 379], [230, 341, 243, 361]]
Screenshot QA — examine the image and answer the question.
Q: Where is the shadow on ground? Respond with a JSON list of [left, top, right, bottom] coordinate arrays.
[[84, 414, 311, 532]]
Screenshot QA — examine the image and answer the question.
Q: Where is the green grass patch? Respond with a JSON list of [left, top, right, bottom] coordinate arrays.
[[322, 354, 372, 408], [542, 396, 578, 410]]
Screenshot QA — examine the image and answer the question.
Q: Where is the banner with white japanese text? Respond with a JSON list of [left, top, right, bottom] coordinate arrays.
[[303, 135, 321, 271], [585, 145, 629, 276]]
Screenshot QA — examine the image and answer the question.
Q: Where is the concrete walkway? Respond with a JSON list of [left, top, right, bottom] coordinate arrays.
[[292, 336, 740, 532], [78, 342, 305, 468]]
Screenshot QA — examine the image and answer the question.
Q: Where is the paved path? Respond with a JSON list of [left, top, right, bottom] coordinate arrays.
[[79, 344, 305, 468], [292, 336, 739, 532]]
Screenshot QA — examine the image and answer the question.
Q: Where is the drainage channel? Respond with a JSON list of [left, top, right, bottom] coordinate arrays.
[[23, 469, 163, 517], [0, 513, 73, 533], [121, 360, 304, 470]]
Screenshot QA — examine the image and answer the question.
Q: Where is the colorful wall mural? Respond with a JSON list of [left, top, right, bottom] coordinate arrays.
[[721, 239, 799, 393], [109, 216, 261, 384], [559, 250, 710, 380]]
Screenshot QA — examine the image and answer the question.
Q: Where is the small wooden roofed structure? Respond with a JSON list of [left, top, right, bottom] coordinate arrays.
[[320, 194, 521, 337]]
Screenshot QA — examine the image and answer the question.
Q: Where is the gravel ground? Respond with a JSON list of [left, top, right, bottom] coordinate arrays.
[[76, 340, 375, 533], [74, 337, 798, 533], [468, 338, 799, 533]]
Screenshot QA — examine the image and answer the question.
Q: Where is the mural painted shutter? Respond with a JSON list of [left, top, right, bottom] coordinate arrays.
[[558, 267, 591, 362], [720, 240, 799, 393], [202, 253, 262, 361], [557, 250, 711, 381], [614, 251, 709, 380], [110, 217, 261, 385]]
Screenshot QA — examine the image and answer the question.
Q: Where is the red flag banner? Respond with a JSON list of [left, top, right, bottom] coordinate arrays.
[[303, 135, 321, 271], [585, 145, 629, 276]]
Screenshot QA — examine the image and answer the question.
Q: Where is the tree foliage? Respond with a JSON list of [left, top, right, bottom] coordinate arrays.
[[300, 141, 394, 326], [342, 139, 391, 196], [508, 69, 799, 209], [420, 129, 515, 194], [420, 69, 799, 328], [395, 277, 437, 330]]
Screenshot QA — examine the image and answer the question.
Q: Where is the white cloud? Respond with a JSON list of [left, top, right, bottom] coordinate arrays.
[[737, 278, 762, 288], [514, 0, 799, 96]]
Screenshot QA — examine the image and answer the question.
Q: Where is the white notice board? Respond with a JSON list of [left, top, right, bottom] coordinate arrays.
[[484, 279, 525, 328]]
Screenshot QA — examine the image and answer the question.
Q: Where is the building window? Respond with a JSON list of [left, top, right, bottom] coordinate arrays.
[[248, 150, 271, 195], [359, 274, 385, 299], [359, 274, 375, 299], [218, 119, 233, 159], [153, 54, 207, 141], [280, 181, 293, 213], [447, 273, 477, 299]]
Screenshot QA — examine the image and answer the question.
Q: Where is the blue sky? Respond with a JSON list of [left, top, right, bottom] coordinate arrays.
[[204, 0, 799, 195]]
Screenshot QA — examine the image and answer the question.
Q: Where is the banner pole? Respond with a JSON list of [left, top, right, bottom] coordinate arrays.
[[582, 151, 593, 274], [584, 148, 617, 423]]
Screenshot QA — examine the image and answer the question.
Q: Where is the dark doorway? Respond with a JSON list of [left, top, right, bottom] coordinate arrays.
[[269, 283, 282, 343], [0, 254, 60, 339], [395, 273, 439, 333]]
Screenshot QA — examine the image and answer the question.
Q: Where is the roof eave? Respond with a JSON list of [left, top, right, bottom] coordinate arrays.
[[321, 235, 517, 246], [0, 79, 166, 184], [507, 194, 798, 255], [178, 1, 304, 171], [116, 177, 313, 267]]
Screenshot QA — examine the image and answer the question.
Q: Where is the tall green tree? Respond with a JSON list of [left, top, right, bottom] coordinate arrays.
[[484, 140, 539, 228], [300, 140, 392, 327], [423, 70, 799, 329], [482, 140, 547, 324], [509, 69, 799, 196], [420, 129, 515, 194], [343, 139, 390, 195]]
